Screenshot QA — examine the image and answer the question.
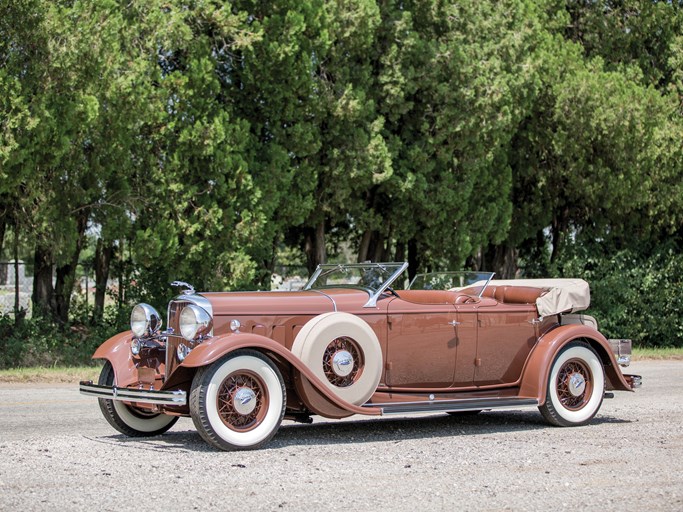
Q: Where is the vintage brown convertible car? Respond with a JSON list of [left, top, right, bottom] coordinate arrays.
[[80, 262, 641, 451]]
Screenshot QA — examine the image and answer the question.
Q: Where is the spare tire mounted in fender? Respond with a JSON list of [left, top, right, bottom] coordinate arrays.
[[292, 312, 382, 405]]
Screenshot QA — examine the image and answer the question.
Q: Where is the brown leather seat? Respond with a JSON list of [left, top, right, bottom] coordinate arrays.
[[397, 290, 459, 305], [482, 285, 545, 304]]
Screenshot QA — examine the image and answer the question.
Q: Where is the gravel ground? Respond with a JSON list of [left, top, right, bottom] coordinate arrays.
[[0, 360, 680, 511]]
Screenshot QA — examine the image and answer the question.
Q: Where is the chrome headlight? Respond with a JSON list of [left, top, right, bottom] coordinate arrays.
[[179, 304, 212, 341], [130, 303, 162, 338]]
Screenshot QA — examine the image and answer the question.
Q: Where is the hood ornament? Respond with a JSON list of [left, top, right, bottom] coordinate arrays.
[[170, 281, 195, 295]]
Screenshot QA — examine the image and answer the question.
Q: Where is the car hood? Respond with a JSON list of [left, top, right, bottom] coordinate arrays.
[[200, 289, 371, 317]]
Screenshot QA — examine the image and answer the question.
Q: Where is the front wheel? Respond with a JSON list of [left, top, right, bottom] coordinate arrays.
[[539, 341, 605, 427], [97, 361, 178, 437], [190, 350, 286, 451]]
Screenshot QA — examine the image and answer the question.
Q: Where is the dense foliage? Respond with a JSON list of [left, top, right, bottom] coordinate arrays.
[[0, 0, 681, 365]]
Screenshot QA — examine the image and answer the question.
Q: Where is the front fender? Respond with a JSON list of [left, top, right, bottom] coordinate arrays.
[[179, 333, 381, 416], [92, 330, 138, 388], [519, 324, 632, 404]]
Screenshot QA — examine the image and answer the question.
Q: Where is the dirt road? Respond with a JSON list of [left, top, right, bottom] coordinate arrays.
[[0, 360, 680, 511]]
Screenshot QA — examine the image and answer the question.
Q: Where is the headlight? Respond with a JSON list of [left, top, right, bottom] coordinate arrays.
[[179, 304, 212, 341], [130, 303, 162, 338]]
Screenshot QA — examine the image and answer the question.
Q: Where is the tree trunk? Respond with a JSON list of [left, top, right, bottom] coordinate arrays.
[[357, 230, 372, 263], [372, 232, 385, 262], [407, 238, 419, 282], [54, 213, 88, 323], [32, 245, 55, 318], [304, 221, 327, 276], [395, 241, 405, 263], [0, 213, 6, 262], [550, 208, 569, 264], [118, 238, 125, 313], [93, 238, 113, 323], [13, 222, 22, 322], [480, 243, 519, 279]]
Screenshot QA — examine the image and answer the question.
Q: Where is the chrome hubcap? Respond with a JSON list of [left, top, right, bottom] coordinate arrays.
[[233, 387, 257, 415], [332, 350, 354, 377], [568, 372, 586, 397]]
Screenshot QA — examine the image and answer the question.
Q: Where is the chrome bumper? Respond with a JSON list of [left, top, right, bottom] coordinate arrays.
[[79, 381, 187, 406], [625, 374, 642, 389]]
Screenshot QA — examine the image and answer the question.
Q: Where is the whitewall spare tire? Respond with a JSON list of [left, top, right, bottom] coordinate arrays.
[[292, 312, 382, 405]]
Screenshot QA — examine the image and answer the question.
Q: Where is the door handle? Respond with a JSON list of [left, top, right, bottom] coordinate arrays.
[[528, 318, 542, 325], [448, 320, 461, 326]]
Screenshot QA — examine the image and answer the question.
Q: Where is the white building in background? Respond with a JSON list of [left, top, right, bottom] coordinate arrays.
[[0, 261, 32, 316]]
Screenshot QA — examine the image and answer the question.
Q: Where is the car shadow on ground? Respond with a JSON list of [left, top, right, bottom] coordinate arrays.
[[97, 409, 630, 452]]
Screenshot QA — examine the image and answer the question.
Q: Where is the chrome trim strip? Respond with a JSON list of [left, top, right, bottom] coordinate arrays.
[[363, 397, 539, 415], [309, 289, 338, 312], [79, 381, 187, 406]]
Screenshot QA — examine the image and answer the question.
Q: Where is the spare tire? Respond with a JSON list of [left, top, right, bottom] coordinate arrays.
[[292, 312, 382, 405]]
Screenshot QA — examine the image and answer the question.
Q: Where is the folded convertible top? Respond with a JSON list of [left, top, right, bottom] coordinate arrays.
[[488, 278, 591, 317]]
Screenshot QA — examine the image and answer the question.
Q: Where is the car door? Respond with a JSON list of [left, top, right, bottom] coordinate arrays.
[[385, 299, 458, 389], [473, 301, 538, 386]]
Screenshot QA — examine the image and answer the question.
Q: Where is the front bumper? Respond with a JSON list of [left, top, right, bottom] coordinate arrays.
[[79, 381, 187, 406]]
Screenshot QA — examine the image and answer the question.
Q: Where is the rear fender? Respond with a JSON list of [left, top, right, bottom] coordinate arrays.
[[179, 333, 381, 416], [519, 324, 632, 405], [92, 331, 138, 388]]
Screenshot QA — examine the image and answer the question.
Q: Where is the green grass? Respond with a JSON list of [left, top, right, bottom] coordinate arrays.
[[632, 347, 683, 360], [0, 365, 102, 384]]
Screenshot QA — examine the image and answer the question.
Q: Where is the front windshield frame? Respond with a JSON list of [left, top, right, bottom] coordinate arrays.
[[408, 271, 495, 297], [304, 262, 408, 308]]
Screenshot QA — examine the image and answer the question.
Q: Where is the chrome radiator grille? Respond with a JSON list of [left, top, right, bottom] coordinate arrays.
[[165, 299, 189, 379]]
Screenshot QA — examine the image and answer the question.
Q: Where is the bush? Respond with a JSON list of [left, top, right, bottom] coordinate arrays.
[[559, 245, 683, 348], [0, 307, 127, 369]]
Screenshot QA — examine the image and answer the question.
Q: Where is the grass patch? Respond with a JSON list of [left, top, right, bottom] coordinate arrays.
[[0, 365, 102, 384], [632, 347, 683, 360]]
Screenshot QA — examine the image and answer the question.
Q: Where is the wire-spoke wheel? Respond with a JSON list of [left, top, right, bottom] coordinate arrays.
[[190, 350, 285, 451], [539, 341, 605, 427], [97, 361, 178, 437], [322, 336, 363, 388]]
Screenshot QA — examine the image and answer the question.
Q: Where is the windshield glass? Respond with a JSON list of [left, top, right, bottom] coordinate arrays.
[[408, 271, 495, 297], [304, 262, 408, 297]]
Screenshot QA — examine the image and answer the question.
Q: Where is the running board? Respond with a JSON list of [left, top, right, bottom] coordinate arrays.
[[364, 397, 539, 415]]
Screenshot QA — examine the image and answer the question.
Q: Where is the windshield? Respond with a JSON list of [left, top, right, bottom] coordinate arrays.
[[408, 271, 495, 297], [304, 262, 408, 307]]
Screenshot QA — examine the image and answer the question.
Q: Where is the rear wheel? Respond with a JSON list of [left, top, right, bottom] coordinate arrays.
[[190, 350, 286, 451], [539, 342, 605, 427], [97, 361, 178, 437]]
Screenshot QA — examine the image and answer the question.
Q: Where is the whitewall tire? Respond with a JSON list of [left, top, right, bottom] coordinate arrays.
[[539, 341, 605, 426], [190, 350, 286, 451], [292, 312, 382, 405]]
